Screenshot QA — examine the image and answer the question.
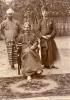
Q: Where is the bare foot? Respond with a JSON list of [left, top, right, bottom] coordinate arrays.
[[37, 70, 43, 75], [27, 76, 32, 83]]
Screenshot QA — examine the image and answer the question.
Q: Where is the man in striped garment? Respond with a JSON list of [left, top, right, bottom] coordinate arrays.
[[0, 8, 21, 69]]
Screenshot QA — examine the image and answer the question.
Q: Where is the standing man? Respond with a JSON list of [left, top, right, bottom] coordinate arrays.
[[38, 6, 59, 69], [0, 8, 20, 69]]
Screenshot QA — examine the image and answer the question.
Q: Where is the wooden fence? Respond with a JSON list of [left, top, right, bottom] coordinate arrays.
[[53, 16, 70, 36]]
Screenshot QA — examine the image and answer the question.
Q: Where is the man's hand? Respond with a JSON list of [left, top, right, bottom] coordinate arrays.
[[42, 35, 51, 40], [31, 46, 35, 50], [46, 35, 51, 39], [42, 36, 46, 39]]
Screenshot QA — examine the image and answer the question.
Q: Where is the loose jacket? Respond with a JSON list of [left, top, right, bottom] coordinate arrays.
[[0, 18, 20, 42], [38, 18, 59, 65]]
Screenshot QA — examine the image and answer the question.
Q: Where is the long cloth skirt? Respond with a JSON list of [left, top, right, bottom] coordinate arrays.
[[21, 49, 42, 76], [41, 39, 60, 66], [6, 41, 17, 66]]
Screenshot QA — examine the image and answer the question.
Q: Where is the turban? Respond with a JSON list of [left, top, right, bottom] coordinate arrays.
[[6, 8, 14, 14]]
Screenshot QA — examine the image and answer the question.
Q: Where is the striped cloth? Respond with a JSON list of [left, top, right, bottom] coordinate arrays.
[[6, 41, 18, 66]]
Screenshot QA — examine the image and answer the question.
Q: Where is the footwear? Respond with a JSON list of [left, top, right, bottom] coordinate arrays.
[[41, 65, 44, 68], [51, 65, 58, 69], [11, 65, 15, 70], [44, 66, 51, 69], [37, 70, 43, 75], [27, 76, 32, 83]]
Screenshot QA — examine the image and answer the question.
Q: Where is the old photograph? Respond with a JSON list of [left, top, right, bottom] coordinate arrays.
[[0, 0, 70, 100]]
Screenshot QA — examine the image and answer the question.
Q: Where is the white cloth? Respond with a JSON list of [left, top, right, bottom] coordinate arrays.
[[6, 8, 14, 14]]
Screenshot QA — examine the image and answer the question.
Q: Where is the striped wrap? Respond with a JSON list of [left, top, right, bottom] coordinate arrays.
[[6, 41, 18, 65]]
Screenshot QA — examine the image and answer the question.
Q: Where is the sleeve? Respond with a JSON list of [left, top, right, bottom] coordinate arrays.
[[17, 34, 23, 43], [0, 21, 5, 33], [17, 21, 21, 33], [16, 33, 23, 49], [50, 20, 56, 39], [15, 21, 21, 39], [36, 19, 42, 39], [30, 34, 39, 50]]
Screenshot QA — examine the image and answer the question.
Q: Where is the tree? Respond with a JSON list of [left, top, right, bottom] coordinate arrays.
[[1, 0, 70, 36], [0, 0, 8, 40]]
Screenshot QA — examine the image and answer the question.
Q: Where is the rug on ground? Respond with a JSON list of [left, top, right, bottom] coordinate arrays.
[[0, 73, 70, 99]]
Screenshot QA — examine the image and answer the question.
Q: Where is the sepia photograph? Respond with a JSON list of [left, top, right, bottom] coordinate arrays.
[[0, 0, 70, 100]]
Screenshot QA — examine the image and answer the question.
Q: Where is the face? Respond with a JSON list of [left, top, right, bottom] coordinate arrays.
[[7, 13, 13, 19], [42, 10, 48, 17], [42, 10, 46, 17], [24, 26, 31, 32]]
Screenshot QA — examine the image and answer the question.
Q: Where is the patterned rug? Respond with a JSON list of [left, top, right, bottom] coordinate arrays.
[[0, 73, 70, 99]]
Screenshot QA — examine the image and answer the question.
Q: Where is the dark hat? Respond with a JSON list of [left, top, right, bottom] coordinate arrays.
[[6, 8, 14, 14]]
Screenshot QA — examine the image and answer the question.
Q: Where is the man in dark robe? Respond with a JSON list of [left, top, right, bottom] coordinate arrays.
[[17, 21, 43, 82], [38, 7, 59, 69]]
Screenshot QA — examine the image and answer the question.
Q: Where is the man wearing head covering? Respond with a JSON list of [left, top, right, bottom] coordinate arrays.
[[38, 6, 59, 69], [17, 21, 43, 82], [0, 8, 21, 69]]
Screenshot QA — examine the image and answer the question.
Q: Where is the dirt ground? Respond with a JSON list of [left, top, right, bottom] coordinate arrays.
[[10, 96, 70, 100], [0, 36, 70, 77], [0, 36, 70, 100]]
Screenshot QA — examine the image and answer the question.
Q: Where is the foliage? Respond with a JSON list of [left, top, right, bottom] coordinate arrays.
[[0, 0, 70, 36], [0, 0, 8, 22], [10, 0, 70, 22], [0, 0, 8, 39]]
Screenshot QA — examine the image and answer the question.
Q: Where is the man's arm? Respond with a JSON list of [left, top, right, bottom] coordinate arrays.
[[36, 19, 42, 39], [30, 34, 39, 50], [45, 20, 56, 40], [15, 21, 21, 40], [0, 21, 5, 39], [50, 22, 56, 39]]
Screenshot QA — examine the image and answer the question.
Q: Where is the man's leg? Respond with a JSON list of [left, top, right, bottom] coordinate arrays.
[[12, 44, 16, 69], [6, 42, 15, 69], [41, 47, 48, 68]]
